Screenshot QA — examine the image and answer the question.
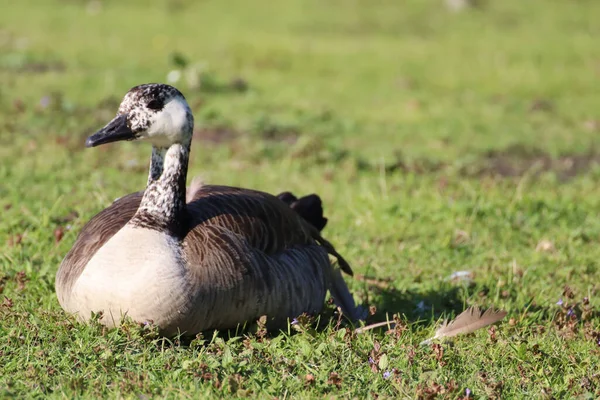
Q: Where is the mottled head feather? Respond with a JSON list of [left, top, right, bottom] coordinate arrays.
[[118, 84, 184, 115], [117, 83, 193, 147]]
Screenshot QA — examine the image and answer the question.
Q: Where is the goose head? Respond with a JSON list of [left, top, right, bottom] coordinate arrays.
[[86, 83, 194, 149]]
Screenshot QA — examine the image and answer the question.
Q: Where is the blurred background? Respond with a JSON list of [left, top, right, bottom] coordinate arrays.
[[2, 0, 599, 160], [1, 0, 600, 312]]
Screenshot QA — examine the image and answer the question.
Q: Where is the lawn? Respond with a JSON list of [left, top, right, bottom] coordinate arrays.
[[1, 0, 600, 398]]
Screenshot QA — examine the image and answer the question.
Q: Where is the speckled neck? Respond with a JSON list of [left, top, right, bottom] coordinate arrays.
[[129, 142, 190, 236]]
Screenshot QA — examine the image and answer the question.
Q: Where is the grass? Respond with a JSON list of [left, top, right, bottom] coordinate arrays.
[[1, 0, 600, 397]]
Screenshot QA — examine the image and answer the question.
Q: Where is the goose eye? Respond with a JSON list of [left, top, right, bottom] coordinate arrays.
[[146, 100, 163, 110]]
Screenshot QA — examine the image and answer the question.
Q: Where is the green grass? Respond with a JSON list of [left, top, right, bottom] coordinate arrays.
[[1, 0, 600, 397]]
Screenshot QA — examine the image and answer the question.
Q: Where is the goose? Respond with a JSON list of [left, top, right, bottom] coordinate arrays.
[[55, 83, 360, 336]]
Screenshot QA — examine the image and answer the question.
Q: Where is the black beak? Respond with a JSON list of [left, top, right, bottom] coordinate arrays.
[[85, 114, 136, 148]]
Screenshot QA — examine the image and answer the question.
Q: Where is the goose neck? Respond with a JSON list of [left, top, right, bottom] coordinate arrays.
[[130, 142, 190, 235]]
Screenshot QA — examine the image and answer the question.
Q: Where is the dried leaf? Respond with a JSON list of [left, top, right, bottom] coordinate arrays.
[[2, 296, 13, 308], [304, 374, 315, 386], [327, 372, 342, 388], [420, 306, 507, 345], [54, 227, 64, 243]]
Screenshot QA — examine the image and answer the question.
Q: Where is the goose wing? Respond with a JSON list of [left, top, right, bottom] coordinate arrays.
[[184, 185, 352, 275], [182, 185, 358, 328]]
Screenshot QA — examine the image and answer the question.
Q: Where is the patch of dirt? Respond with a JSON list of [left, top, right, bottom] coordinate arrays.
[[259, 126, 298, 145], [51, 211, 79, 224], [193, 125, 299, 145], [362, 145, 600, 180], [16, 61, 66, 74], [528, 98, 554, 113], [229, 77, 249, 93], [380, 158, 445, 175], [463, 145, 600, 180], [192, 127, 241, 144], [195, 74, 249, 95]]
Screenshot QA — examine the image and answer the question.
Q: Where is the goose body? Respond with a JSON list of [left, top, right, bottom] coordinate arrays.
[[55, 84, 358, 335]]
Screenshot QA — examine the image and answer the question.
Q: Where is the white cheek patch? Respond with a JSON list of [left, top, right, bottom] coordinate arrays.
[[147, 98, 191, 146]]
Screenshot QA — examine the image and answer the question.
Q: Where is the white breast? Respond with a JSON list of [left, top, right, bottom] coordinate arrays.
[[68, 225, 193, 329]]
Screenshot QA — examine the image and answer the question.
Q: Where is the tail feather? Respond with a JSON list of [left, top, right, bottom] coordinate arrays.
[[277, 191, 351, 275], [277, 191, 328, 231], [276, 191, 298, 206], [276, 191, 359, 320], [315, 235, 353, 276], [328, 267, 364, 322]]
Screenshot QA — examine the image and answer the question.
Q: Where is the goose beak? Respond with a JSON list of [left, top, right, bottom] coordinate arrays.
[[86, 114, 135, 148]]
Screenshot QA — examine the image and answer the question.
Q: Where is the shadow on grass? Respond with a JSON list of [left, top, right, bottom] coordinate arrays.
[[368, 286, 465, 325], [156, 283, 468, 346]]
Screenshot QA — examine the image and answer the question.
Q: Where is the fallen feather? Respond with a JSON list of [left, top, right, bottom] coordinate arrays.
[[420, 306, 507, 345]]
